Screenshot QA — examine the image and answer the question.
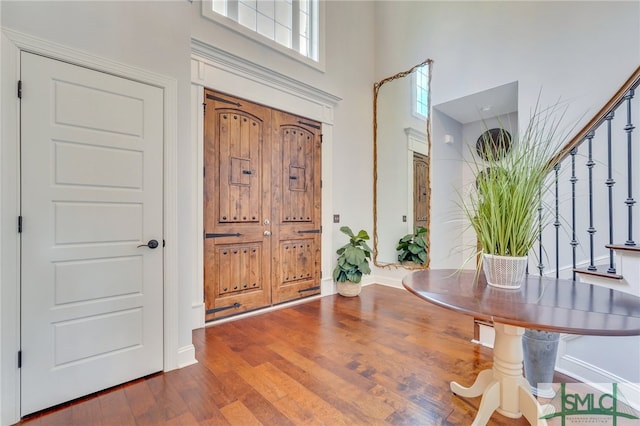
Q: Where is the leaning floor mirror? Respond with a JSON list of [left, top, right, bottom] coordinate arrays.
[[373, 59, 433, 268]]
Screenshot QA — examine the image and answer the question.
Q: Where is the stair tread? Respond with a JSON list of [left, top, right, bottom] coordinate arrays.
[[573, 267, 623, 280], [605, 243, 640, 253]]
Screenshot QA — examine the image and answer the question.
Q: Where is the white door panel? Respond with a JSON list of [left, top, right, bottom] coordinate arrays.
[[20, 52, 163, 415]]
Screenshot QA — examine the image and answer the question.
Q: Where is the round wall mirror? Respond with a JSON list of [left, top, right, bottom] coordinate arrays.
[[476, 128, 512, 161]]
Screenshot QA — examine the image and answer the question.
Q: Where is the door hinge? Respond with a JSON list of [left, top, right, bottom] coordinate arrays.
[[298, 120, 321, 130], [202, 102, 206, 115], [320, 134, 323, 143], [18, 351, 22, 368], [206, 302, 241, 315], [18, 216, 22, 233], [163, 239, 166, 247], [203, 167, 206, 177], [17, 80, 22, 99]]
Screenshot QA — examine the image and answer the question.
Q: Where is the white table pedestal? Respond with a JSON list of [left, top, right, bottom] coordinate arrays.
[[450, 323, 548, 426]]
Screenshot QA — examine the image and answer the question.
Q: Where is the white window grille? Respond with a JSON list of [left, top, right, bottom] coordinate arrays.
[[205, 0, 320, 64], [413, 64, 430, 120]]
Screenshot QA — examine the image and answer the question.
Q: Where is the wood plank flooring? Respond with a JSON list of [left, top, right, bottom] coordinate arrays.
[[19, 284, 573, 425]]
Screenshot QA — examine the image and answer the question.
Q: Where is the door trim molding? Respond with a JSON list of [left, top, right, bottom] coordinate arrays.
[[190, 39, 341, 327], [0, 28, 188, 424]]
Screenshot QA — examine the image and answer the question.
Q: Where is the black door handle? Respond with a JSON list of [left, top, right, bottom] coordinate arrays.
[[138, 239, 159, 249]]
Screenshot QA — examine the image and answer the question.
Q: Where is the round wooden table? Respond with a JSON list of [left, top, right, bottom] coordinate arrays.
[[403, 269, 640, 426]]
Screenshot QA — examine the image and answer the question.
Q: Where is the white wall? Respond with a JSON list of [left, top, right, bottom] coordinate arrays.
[[1, 0, 194, 336], [1, 0, 639, 422], [373, 0, 640, 281], [191, 1, 376, 255], [0, 1, 377, 423], [430, 109, 465, 268]]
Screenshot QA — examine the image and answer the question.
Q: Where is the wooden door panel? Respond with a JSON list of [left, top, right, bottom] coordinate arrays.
[[275, 237, 320, 302], [203, 237, 270, 320], [272, 111, 321, 304], [218, 110, 262, 223], [204, 91, 271, 320], [203, 92, 321, 317], [280, 125, 315, 223]]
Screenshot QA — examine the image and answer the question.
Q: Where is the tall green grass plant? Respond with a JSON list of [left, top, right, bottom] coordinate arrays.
[[462, 102, 571, 258]]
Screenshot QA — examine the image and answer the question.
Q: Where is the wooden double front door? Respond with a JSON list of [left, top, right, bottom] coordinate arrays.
[[203, 90, 322, 321]]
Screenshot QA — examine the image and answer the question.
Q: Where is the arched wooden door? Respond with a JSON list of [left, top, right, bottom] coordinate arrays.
[[203, 91, 321, 320]]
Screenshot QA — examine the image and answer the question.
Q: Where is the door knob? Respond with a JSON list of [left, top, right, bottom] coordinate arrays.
[[264, 231, 272, 236], [138, 239, 159, 249]]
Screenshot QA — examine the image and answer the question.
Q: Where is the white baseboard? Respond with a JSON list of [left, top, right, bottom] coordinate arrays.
[[369, 274, 404, 289], [321, 276, 336, 295], [176, 344, 198, 368], [556, 354, 640, 411], [192, 302, 205, 330], [471, 322, 495, 348]]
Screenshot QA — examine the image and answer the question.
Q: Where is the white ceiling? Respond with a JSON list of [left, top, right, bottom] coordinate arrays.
[[434, 81, 518, 124]]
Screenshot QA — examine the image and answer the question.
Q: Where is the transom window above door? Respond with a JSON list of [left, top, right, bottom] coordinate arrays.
[[202, 0, 322, 68]]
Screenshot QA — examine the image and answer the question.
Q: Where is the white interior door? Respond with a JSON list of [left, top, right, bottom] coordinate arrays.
[[20, 52, 164, 415]]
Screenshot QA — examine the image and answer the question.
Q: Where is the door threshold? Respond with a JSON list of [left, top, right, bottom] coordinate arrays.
[[204, 294, 322, 327]]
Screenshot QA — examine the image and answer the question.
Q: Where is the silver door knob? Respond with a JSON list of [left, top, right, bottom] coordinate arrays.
[[264, 231, 272, 236]]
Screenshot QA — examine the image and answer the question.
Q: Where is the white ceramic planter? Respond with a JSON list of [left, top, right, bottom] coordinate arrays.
[[482, 253, 528, 289]]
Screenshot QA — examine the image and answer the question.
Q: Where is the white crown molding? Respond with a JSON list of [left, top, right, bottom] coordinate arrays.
[[191, 38, 341, 108]]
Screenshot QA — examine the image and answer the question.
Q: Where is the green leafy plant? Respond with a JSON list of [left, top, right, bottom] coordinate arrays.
[[333, 226, 372, 283], [461, 102, 572, 258], [396, 226, 428, 265]]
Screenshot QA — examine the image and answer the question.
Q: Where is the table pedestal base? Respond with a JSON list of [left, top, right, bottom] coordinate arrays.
[[450, 323, 548, 426]]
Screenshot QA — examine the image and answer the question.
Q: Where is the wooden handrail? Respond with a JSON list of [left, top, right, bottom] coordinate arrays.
[[550, 65, 640, 166]]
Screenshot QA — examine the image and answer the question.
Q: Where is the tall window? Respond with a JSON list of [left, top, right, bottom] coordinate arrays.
[[208, 0, 319, 62], [413, 64, 430, 120]]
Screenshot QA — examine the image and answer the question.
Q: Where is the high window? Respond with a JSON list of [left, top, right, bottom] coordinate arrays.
[[413, 64, 430, 120], [204, 0, 320, 65]]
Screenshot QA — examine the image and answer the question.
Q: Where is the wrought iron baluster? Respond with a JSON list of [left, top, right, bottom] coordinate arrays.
[[605, 111, 617, 273], [586, 131, 597, 271], [570, 147, 578, 281], [624, 88, 636, 246], [554, 163, 561, 278], [538, 185, 544, 276]]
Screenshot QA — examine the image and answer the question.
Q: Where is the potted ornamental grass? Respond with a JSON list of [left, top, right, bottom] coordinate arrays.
[[462, 101, 575, 397], [461, 102, 570, 289]]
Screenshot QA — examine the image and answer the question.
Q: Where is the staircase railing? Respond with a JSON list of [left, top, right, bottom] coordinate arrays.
[[538, 66, 640, 282]]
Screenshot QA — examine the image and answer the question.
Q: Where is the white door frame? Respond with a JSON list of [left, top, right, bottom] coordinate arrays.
[[190, 39, 342, 328], [1, 29, 186, 425]]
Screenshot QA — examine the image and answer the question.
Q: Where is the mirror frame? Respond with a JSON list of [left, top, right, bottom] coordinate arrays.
[[373, 59, 433, 269]]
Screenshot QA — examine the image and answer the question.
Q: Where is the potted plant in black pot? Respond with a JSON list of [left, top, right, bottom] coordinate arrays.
[[396, 226, 428, 267], [333, 226, 372, 297]]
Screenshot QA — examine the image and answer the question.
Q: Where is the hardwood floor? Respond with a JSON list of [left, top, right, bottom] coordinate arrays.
[[19, 284, 572, 425]]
